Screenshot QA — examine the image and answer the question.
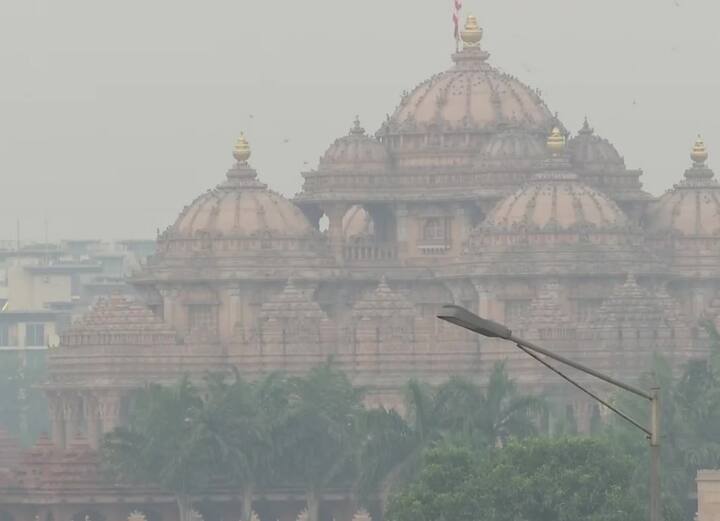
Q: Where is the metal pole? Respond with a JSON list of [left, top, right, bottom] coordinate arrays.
[[649, 386, 661, 521], [437, 305, 663, 520], [510, 334, 652, 400]]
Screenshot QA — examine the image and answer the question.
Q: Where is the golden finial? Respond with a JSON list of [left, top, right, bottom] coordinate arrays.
[[233, 133, 251, 163], [691, 134, 708, 165], [460, 15, 483, 48], [546, 127, 566, 155]]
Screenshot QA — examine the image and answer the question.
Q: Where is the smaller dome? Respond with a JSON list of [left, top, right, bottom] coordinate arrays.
[[482, 129, 629, 233], [343, 205, 374, 238], [484, 177, 629, 232], [478, 130, 546, 161], [647, 137, 720, 236], [167, 135, 318, 242], [568, 118, 624, 170], [318, 117, 388, 172]]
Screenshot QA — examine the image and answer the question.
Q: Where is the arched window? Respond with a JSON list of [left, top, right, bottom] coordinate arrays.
[[422, 218, 445, 242]]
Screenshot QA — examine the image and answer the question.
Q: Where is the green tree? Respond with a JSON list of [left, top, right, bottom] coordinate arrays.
[[606, 348, 720, 521], [274, 363, 365, 521], [386, 438, 644, 521], [202, 371, 292, 521], [360, 363, 544, 511], [101, 377, 216, 521]]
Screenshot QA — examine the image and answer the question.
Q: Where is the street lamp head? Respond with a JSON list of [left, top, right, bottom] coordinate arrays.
[[437, 305, 512, 340]]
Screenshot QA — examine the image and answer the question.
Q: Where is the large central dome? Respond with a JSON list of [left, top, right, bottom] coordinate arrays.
[[386, 16, 554, 135]]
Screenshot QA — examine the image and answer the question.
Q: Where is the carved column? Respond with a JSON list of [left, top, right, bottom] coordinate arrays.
[[159, 287, 179, 328], [229, 284, 245, 340], [473, 280, 495, 320], [47, 392, 65, 449], [396, 204, 409, 256], [325, 203, 349, 262], [83, 393, 101, 449], [62, 394, 82, 446], [97, 392, 122, 435]]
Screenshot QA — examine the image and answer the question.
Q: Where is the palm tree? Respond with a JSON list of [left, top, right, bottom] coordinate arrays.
[[101, 377, 216, 521], [274, 363, 365, 521], [476, 361, 545, 446], [360, 362, 544, 512], [200, 372, 289, 521]]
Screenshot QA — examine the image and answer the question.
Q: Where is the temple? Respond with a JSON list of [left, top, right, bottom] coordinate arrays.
[[1, 14, 719, 521]]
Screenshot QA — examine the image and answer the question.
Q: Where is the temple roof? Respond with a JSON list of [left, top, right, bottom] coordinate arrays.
[[480, 133, 631, 235], [585, 274, 676, 328], [352, 277, 417, 318], [165, 136, 320, 244], [524, 280, 571, 328], [318, 117, 388, 172], [567, 118, 625, 172], [259, 279, 327, 320], [646, 137, 720, 236], [384, 17, 554, 136], [61, 295, 178, 346]]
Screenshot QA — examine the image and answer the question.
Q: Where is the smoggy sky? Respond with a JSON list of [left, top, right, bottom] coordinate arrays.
[[0, 0, 717, 241]]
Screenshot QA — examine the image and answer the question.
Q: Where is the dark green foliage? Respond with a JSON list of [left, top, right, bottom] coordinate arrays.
[[386, 438, 644, 521], [101, 377, 216, 496]]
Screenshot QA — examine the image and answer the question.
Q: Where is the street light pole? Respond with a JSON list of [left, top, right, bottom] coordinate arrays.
[[650, 386, 661, 521], [437, 304, 661, 521]]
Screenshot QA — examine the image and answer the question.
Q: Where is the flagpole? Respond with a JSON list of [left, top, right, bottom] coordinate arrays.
[[453, 0, 462, 53]]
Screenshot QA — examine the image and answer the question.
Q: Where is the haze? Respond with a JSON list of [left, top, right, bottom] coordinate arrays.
[[0, 0, 716, 241]]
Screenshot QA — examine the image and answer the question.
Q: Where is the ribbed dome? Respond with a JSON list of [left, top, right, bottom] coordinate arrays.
[[568, 118, 624, 171], [172, 163, 315, 239], [483, 173, 629, 232], [318, 117, 388, 172], [479, 129, 547, 161], [386, 34, 553, 135], [647, 139, 720, 236]]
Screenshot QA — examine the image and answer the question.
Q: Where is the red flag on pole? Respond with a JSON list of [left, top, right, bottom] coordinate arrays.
[[452, 0, 463, 40]]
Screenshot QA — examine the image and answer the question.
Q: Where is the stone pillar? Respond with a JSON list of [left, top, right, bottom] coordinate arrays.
[[693, 285, 707, 318], [62, 394, 82, 446], [83, 393, 101, 449], [325, 203, 349, 262], [228, 284, 246, 341], [98, 392, 122, 435], [159, 287, 179, 328], [47, 393, 65, 449], [474, 281, 495, 320]]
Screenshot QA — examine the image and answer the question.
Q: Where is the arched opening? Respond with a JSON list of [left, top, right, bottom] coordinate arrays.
[[318, 214, 329, 232], [343, 205, 374, 239], [422, 218, 445, 242]]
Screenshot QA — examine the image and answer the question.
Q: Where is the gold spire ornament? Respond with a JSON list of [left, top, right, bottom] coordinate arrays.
[[691, 134, 708, 165], [546, 127, 566, 155], [460, 15, 483, 48], [233, 133, 251, 163]]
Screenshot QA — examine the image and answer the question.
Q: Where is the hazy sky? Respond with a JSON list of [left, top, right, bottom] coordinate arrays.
[[1, 0, 718, 241]]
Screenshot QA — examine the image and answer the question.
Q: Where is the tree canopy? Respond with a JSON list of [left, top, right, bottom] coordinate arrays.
[[386, 438, 644, 521]]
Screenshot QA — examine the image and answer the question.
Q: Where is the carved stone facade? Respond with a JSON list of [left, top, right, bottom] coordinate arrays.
[[0, 13, 717, 521], [26, 7, 719, 469]]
